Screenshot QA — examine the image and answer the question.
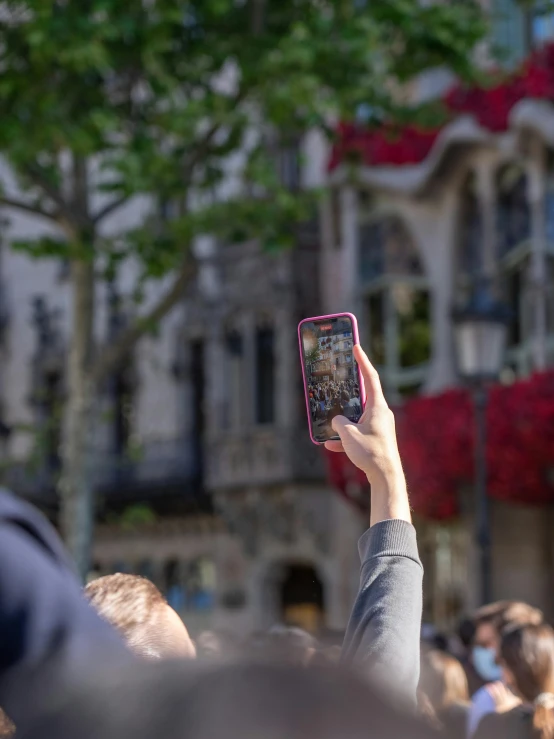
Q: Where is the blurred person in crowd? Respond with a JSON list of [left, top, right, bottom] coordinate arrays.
[[468, 601, 543, 736], [264, 625, 317, 666], [195, 630, 240, 660], [422, 623, 450, 653], [85, 574, 196, 660], [457, 616, 484, 695], [0, 489, 130, 725], [475, 623, 554, 739], [419, 648, 470, 739], [19, 660, 440, 739]]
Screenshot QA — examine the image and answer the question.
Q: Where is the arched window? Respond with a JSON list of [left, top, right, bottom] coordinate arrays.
[[496, 164, 531, 260], [495, 164, 534, 374], [456, 172, 483, 300], [543, 159, 554, 366], [358, 215, 431, 400]]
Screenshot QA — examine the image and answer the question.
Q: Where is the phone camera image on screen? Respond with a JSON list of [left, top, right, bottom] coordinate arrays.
[[301, 316, 361, 443]]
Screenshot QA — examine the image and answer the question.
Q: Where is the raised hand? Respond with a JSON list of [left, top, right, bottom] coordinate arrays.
[[325, 344, 410, 525]]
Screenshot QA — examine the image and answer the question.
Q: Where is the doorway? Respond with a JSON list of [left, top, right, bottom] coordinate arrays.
[[279, 563, 325, 634]]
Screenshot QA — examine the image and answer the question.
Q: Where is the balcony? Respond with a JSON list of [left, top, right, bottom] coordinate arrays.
[[95, 439, 209, 510], [206, 426, 325, 491], [1, 439, 209, 512]]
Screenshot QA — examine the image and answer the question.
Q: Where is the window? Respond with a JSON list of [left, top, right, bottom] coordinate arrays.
[[531, 4, 554, 45], [189, 339, 205, 482], [491, 0, 554, 65], [496, 164, 531, 260], [359, 216, 431, 399], [225, 331, 244, 429], [491, 0, 527, 66], [43, 370, 63, 475], [277, 141, 301, 191], [184, 557, 216, 611], [113, 366, 134, 456], [495, 164, 533, 373], [456, 172, 483, 301], [255, 327, 275, 424], [164, 559, 186, 611]]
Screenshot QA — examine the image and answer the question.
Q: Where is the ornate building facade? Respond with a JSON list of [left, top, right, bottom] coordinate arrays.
[[322, 12, 554, 622], [0, 134, 365, 638], [1, 0, 554, 637]]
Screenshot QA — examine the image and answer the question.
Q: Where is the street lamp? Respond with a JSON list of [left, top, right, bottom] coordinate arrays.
[[452, 279, 510, 605]]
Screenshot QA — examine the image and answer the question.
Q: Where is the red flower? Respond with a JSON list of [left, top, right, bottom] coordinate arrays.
[[329, 41, 554, 170], [325, 371, 554, 520]]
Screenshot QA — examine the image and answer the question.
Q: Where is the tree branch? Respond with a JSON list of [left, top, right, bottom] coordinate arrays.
[[184, 86, 248, 176], [0, 196, 57, 221], [92, 194, 130, 224], [90, 257, 196, 386], [24, 163, 81, 227]]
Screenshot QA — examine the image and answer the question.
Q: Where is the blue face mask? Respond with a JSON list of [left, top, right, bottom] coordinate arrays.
[[472, 646, 503, 682]]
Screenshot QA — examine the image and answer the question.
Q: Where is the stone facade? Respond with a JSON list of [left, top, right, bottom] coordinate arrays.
[[324, 99, 554, 625], [0, 138, 367, 637], [2, 2, 554, 633]]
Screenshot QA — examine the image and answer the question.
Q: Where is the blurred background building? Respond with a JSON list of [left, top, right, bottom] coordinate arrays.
[[1, 0, 554, 637]]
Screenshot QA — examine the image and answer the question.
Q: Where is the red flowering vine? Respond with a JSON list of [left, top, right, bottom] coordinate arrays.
[[329, 42, 554, 170], [325, 371, 554, 520]]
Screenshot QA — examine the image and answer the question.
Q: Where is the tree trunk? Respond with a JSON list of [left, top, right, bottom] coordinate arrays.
[[59, 258, 96, 582]]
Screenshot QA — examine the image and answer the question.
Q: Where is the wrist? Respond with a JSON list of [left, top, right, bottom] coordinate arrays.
[[366, 463, 406, 494], [368, 469, 411, 524]]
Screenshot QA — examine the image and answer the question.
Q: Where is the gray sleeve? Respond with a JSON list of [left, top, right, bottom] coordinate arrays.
[[341, 519, 423, 707]]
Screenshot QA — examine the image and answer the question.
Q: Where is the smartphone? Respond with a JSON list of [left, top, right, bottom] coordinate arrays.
[[298, 313, 366, 445]]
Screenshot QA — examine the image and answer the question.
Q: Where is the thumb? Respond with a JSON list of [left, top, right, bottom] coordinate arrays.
[[331, 415, 357, 438]]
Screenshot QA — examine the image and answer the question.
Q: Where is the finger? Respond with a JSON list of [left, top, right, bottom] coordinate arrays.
[[324, 440, 344, 453], [331, 414, 356, 436], [353, 343, 387, 407]]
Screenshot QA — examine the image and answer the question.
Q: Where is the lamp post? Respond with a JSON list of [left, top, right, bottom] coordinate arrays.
[[452, 279, 509, 606]]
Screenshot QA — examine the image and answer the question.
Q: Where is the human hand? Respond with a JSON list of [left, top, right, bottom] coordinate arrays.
[[486, 682, 521, 714], [325, 344, 410, 524]]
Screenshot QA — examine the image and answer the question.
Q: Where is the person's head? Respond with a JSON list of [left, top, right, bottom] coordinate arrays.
[[85, 574, 196, 660], [264, 625, 317, 666], [21, 661, 438, 739], [499, 623, 554, 739], [0, 710, 14, 738], [419, 650, 469, 712], [471, 601, 543, 683], [457, 616, 476, 652]]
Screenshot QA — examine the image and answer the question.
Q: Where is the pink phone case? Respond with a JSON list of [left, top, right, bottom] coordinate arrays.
[[298, 312, 366, 446]]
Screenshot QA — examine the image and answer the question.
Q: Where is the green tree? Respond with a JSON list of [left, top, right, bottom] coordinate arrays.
[[305, 346, 322, 368], [0, 0, 485, 578]]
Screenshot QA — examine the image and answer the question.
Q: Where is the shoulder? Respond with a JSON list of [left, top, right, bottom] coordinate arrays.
[[472, 685, 496, 710], [476, 707, 533, 739], [0, 487, 74, 572], [439, 703, 469, 739]]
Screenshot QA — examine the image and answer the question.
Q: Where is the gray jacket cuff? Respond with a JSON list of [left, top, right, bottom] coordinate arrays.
[[358, 519, 421, 566]]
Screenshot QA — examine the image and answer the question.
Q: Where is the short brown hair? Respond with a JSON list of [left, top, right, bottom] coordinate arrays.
[[474, 600, 543, 634], [85, 574, 178, 659]]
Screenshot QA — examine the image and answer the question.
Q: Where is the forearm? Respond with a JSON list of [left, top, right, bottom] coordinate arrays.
[[369, 466, 411, 527]]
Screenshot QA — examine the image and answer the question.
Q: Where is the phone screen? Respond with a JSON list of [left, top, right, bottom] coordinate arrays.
[[300, 316, 362, 443]]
